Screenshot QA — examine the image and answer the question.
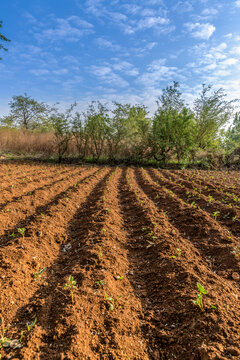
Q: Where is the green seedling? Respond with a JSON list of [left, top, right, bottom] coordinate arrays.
[[20, 317, 37, 343], [212, 211, 220, 221], [26, 317, 37, 332], [64, 275, 77, 304], [10, 233, 16, 239], [105, 208, 110, 213], [190, 201, 196, 208], [95, 279, 104, 287], [18, 228, 26, 238], [105, 293, 115, 311], [171, 248, 181, 259], [191, 282, 208, 311], [33, 267, 46, 281], [116, 275, 124, 280], [232, 247, 240, 257], [208, 195, 214, 203], [0, 328, 11, 349]]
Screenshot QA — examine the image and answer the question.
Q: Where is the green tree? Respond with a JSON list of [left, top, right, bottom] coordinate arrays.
[[50, 105, 75, 163], [151, 82, 192, 165], [0, 21, 10, 60], [192, 84, 236, 161], [85, 101, 109, 160], [71, 112, 89, 160], [224, 112, 240, 152], [6, 94, 51, 129]]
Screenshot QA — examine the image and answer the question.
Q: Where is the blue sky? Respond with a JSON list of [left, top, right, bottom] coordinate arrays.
[[1, 0, 240, 115]]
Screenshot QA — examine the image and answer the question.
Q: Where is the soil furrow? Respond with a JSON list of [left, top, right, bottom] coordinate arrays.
[[125, 167, 240, 359], [137, 168, 240, 282], [0, 167, 110, 360], [0, 167, 99, 240]]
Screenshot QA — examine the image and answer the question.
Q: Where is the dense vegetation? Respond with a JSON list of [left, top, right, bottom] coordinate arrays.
[[1, 82, 240, 167]]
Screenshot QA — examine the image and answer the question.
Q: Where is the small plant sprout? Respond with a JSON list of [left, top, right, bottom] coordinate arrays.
[[33, 267, 46, 281], [212, 211, 220, 221], [105, 208, 110, 213], [18, 228, 26, 238], [64, 275, 77, 304], [191, 283, 208, 311], [95, 279, 104, 287], [116, 275, 124, 280], [10, 233, 16, 239], [26, 317, 37, 332], [232, 247, 240, 257], [208, 195, 214, 203], [171, 248, 181, 259], [105, 293, 115, 311]]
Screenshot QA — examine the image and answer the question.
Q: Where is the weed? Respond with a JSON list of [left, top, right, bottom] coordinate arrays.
[[191, 282, 208, 311], [64, 275, 77, 304]]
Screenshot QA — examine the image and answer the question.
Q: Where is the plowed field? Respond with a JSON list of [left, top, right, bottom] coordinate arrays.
[[0, 163, 239, 360]]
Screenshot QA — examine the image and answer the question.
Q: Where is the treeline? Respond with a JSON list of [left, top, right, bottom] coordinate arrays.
[[1, 82, 240, 167]]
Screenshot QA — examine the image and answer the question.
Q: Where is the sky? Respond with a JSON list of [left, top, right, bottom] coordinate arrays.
[[0, 0, 240, 116]]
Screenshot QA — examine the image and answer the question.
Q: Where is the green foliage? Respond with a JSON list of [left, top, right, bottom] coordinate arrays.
[[4, 94, 50, 130], [232, 246, 240, 257], [64, 275, 77, 304], [191, 282, 208, 311], [17, 227, 26, 238], [33, 267, 46, 281], [0, 21, 10, 60], [192, 85, 236, 161], [151, 82, 195, 165]]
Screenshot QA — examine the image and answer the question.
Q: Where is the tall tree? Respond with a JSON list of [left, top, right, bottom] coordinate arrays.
[[0, 21, 10, 60], [85, 101, 109, 160], [192, 84, 236, 160], [7, 94, 51, 129], [151, 82, 193, 165]]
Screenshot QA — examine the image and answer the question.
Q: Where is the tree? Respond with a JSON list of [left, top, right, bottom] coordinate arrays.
[[151, 82, 192, 165], [0, 21, 10, 60], [85, 101, 109, 160], [7, 94, 51, 129], [71, 112, 89, 160], [224, 112, 240, 152], [192, 84, 236, 161], [50, 104, 75, 163]]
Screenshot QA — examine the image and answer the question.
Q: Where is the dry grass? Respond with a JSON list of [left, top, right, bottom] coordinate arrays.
[[0, 128, 55, 156]]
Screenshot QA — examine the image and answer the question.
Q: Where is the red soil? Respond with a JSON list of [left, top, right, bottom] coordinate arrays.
[[0, 163, 239, 360]]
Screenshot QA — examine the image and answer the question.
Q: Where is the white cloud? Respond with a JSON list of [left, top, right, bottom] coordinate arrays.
[[29, 69, 50, 76], [96, 38, 121, 51], [138, 59, 180, 87], [112, 60, 139, 76], [36, 16, 94, 43], [90, 65, 129, 87], [235, 0, 240, 7], [220, 58, 238, 67], [231, 46, 240, 55], [185, 22, 216, 40]]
